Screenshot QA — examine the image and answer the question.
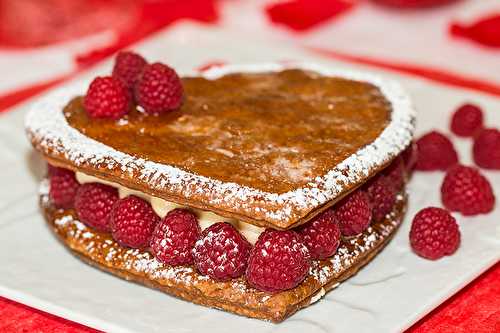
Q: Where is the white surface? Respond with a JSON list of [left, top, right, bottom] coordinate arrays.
[[0, 24, 499, 333]]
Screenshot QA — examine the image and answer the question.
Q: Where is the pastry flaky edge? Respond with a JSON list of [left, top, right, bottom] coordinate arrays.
[[26, 63, 416, 230], [39, 180, 407, 323]]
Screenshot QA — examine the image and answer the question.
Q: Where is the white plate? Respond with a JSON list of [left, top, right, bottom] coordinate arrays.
[[0, 23, 499, 333]]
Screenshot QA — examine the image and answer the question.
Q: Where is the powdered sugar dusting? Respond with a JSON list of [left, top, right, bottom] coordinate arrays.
[[27, 63, 415, 227]]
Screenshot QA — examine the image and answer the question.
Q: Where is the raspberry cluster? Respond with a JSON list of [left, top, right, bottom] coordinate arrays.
[[48, 159, 406, 292], [408, 101, 497, 261], [83, 51, 183, 120]]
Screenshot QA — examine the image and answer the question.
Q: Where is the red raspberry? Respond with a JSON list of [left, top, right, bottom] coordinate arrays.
[[409, 207, 460, 260], [83, 76, 131, 119], [383, 156, 406, 191], [74, 183, 118, 232], [49, 167, 79, 209], [365, 176, 396, 222], [473, 128, 500, 170], [246, 230, 310, 292], [402, 142, 418, 172], [415, 131, 458, 171], [135, 62, 183, 114], [333, 190, 372, 236], [112, 51, 147, 91], [150, 209, 200, 266], [297, 210, 340, 259], [110, 196, 159, 248], [441, 165, 495, 216], [193, 222, 251, 281], [450, 103, 483, 137], [48, 164, 65, 177]]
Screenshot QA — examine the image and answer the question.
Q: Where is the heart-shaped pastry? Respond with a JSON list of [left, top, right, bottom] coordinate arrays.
[[26, 62, 416, 322]]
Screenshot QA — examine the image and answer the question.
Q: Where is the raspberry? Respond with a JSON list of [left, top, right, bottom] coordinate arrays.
[[450, 103, 483, 137], [83, 76, 131, 119], [135, 62, 183, 114], [150, 209, 200, 266], [333, 190, 372, 236], [383, 156, 405, 191], [48, 164, 65, 177], [296, 210, 340, 259], [473, 128, 500, 169], [112, 51, 147, 91], [193, 222, 251, 281], [49, 167, 79, 209], [402, 142, 418, 172], [365, 176, 396, 222], [415, 131, 458, 171], [409, 207, 460, 260], [110, 196, 159, 248], [246, 230, 310, 292], [441, 165, 495, 216], [74, 183, 118, 232]]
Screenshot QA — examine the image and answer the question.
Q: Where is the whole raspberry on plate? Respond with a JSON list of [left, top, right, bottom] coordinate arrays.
[[365, 176, 396, 222], [135, 62, 183, 114], [415, 131, 458, 171], [83, 76, 131, 119], [150, 209, 200, 266], [74, 183, 118, 232], [473, 128, 500, 169], [297, 210, 340, 259], [49, 167, 79, 209], [112, 51, 148, 91], [333, 190, 372, 236], [450, 103, 483, 137], [110, 196, 159, 248], [193, 222, 251, 281], [441, 165, 495, 216], [246, 229, 310, 292], [383, 156, 406, 191], [409, 207, 460, 260]]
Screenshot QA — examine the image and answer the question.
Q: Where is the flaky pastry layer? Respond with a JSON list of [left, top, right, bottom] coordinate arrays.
[[40, 181, 407, 322]]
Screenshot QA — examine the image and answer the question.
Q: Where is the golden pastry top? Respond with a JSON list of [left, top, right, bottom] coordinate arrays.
[[65, 69, 390, 194]]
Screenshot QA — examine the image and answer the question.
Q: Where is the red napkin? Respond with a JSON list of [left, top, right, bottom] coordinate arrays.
[[266, 0, 356, 32], [451, 14, 500, 48]]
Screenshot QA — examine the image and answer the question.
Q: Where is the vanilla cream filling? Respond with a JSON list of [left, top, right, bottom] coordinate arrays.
[[75, 172, 264, 244]]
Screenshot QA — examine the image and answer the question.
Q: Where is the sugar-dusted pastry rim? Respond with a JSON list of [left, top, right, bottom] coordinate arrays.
[[26, 63, 415, 229], [39, 180, 407, 322]]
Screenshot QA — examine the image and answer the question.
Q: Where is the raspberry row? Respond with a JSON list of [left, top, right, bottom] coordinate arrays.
[[47, 154, 407, 292]]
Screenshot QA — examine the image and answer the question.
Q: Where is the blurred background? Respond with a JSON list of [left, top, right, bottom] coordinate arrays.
[[0, 1, 499, 332], [0, 0, 499, 111]]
